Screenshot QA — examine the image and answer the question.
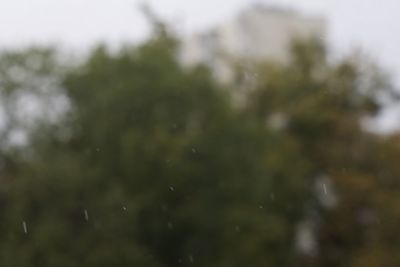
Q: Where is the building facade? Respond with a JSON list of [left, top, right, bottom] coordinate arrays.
[[180, 5, 326, 83]]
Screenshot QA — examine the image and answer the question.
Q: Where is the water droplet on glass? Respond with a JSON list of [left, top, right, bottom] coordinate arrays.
[[122, 206, 127, 211], [22, 221, 28, 234], [168, 222, 173, 229], [259, 205, 264, 209], [191, 148, 196, 153], [169, 186, 175, 191], [322, 183, 327, 195], [84, 209, 89, 221], [270, 192, 275, 201]]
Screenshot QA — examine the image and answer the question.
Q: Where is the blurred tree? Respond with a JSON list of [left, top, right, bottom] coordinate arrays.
[[1, 20, 399, 267], [245, 38, 400, 267], [0, 26, 311, 266], [0, 47, 69, 166]]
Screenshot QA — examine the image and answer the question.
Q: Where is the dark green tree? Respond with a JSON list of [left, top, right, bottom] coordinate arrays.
[[245, 38, 400, 267], [0, 28, 310, 266]]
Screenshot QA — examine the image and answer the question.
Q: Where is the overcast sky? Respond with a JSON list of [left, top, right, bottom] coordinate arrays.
[[1, 0, 399, 72], [1, 0, 399, 130]]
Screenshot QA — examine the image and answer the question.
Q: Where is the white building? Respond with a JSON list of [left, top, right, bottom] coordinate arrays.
[[180, 5, 326, 83]]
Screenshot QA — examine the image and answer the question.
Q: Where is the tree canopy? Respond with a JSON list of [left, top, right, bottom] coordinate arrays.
[[0, 27, 399, 267]]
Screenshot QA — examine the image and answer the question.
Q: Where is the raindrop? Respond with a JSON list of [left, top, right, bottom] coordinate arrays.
[[191, 148, 196, 153], [169, 186, 175, 191], [122, 206, 127, 211], [22, 221, 28, 234], [167, 222, 173, 229], [270, 192, 275, 201], [84, 209, 89, 221], [235, 225, 241, 232], [259, 205, 264, 209], [322, 183, 327, 195], [188, 254, 194, 263]]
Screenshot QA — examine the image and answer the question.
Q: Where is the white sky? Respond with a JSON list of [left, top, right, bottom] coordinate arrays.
[[0, 0, 399, 130], [0, 0, 399, 72]]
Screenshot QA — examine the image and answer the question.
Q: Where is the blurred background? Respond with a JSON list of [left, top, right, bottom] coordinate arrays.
[[1, 1, 400, 266]]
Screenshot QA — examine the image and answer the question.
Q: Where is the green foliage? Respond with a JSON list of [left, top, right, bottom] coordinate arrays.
[[0, 28, 399, 267], [0, 47, 67, 154], [0, 30, 311, 266], [245, 38, 400, 267]]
